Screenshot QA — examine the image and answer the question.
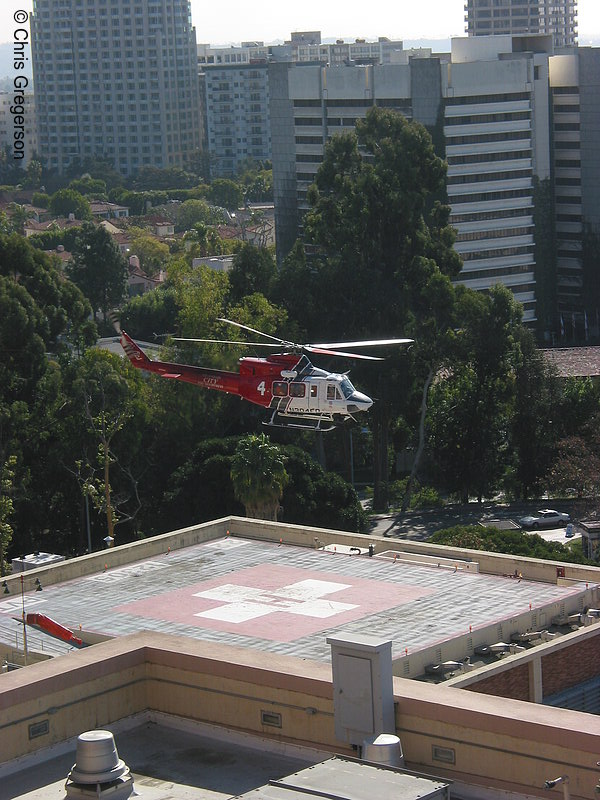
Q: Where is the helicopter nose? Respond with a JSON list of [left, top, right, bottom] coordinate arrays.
[[347, 392, 373, 413]]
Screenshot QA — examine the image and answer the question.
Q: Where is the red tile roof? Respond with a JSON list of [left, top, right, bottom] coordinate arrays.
[[541, 347, 600, 378]]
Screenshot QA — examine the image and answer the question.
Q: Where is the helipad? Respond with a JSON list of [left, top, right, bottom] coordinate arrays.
[[0, 534, 585, 667]]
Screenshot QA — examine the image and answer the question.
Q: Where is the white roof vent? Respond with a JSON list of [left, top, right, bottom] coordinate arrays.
[[65, 730, 135, 799]]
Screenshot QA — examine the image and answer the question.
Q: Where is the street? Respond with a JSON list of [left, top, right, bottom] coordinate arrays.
[[367, 499, 580, 542]]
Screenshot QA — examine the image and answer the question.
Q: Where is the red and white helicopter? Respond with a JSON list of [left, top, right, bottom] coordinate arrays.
[[120, 319, 412, 431]]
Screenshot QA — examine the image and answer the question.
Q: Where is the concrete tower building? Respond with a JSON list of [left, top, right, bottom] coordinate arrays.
[[465, 0, 578, 48], [202, 62, 271, 177], [31, 0, 201, 175]]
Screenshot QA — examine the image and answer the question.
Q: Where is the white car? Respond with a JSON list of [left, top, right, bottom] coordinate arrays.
[[518, 509, 570, 530]]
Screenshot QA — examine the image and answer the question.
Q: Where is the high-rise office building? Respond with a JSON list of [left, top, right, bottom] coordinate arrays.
[[465, 0, 578, 48], [31, 0, 201, 175]]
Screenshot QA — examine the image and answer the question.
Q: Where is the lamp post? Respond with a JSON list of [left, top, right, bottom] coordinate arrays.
[[20, 574, 28, 666], [16, 575, 42, 666]]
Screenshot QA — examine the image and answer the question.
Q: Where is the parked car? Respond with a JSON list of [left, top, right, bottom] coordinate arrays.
[[518, 509, 571, 530]]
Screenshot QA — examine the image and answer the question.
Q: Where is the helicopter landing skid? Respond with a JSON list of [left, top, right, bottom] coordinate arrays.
[[263, 410, 336, 432]]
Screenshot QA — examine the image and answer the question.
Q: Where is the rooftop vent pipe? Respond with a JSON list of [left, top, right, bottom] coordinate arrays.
[[65, 730, 135, 799], [362, 733, 405, 768]]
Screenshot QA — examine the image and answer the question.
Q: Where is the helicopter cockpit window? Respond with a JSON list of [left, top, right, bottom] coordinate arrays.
[[340, 378, 355, 399], [289, 383, 306, 398], [272, 381, 288, 397]]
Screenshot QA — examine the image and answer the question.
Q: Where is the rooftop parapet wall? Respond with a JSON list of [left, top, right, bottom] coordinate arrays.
[[1, 631, 599, 799], [4, 514, 600, 595]]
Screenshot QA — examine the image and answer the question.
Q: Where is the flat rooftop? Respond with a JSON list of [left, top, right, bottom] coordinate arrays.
[[0, 534, 586, 667], [2, 716, 322, 800]]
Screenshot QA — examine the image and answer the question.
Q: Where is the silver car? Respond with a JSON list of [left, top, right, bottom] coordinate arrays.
[[518, 509, 570, 530]]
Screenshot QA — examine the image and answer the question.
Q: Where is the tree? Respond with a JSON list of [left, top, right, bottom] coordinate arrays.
[[49, 189, 92, 220], [68, 176, 107, 197], [157, 437, 367, 533], [509, 327, 559, 499], [128, 229, 170, 276], [429, 525, 592, 565], [63, 350, 151, 546], [0, 456, 16, 576], [68, 222, 127, 322], [120, 286, 180, 341], [302, 107, 461, 510], [7, 203, 33, 234], [132, 165, 196, 190], [175, 199, 224, 232], [427, 285, 524, 502], [208, 178, 243, 211], [0, 237, 96, 556], [228, 243, 276, 302], [230, 434, 289, 520]]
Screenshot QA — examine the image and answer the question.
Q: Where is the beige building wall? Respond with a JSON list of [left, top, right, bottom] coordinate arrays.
[[1, 631, 599, 799]]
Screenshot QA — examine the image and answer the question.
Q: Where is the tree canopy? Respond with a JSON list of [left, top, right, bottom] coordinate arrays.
[[68, 223, 128, 322]]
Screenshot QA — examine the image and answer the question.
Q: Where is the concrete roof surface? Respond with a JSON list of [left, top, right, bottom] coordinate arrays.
[[2, 717, 321, 800], [0, 535, 583, 665]]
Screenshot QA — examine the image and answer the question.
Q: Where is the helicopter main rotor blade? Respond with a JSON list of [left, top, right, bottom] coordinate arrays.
[[217, 317, 290, 346], [304, 345, 383, 361], [172, 337, 277, 347], [309, 338, 414, 349]]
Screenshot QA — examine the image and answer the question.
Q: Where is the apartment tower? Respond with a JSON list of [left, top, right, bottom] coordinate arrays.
[[465, 0, 577, 48], [31, 0, 201, 175]]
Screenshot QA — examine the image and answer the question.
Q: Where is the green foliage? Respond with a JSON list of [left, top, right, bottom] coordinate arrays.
[[159, 438, 366, 533], [0, 233, 94, 345], [23, 160, 43, 189], [207, 178, 243, 211], [226, 293, 288, 341], [228, 243, 276, 302], [49, 189, 92, 220], [132, 166, 198, 191], [27, 226, 84, 253], [127, 229, 170, 275], [429, 525, 594, 565], [231, 433, 289, 520], [0, 455, 16, 575], [171, 261, 229, 340], [238, 160, 273, 202], [281, 446, 367, 532], [32, 192, 50, 209], [546, 413, 600, 499], [387, 479, 443, 510], [174, 199, 226, 232], [67, 222, 127, 320], [68, 176, 107, 197], [120, 286, 180, 341], [427, 285, 523, 502]]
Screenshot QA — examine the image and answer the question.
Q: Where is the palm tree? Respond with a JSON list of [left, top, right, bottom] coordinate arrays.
[[230, 434, 289, 521]]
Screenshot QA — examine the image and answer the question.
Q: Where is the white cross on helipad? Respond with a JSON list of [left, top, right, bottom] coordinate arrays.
[[194, 579, 357, 623]]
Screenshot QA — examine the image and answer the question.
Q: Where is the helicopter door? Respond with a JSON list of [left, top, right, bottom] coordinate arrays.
[[326, 382, 344, 413]]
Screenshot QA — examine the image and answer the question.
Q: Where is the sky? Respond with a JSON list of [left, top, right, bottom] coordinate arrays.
[[1, 0, 599, 47]]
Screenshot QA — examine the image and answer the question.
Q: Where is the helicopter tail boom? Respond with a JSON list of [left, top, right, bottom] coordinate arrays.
[[120, 332, 242, 396]]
